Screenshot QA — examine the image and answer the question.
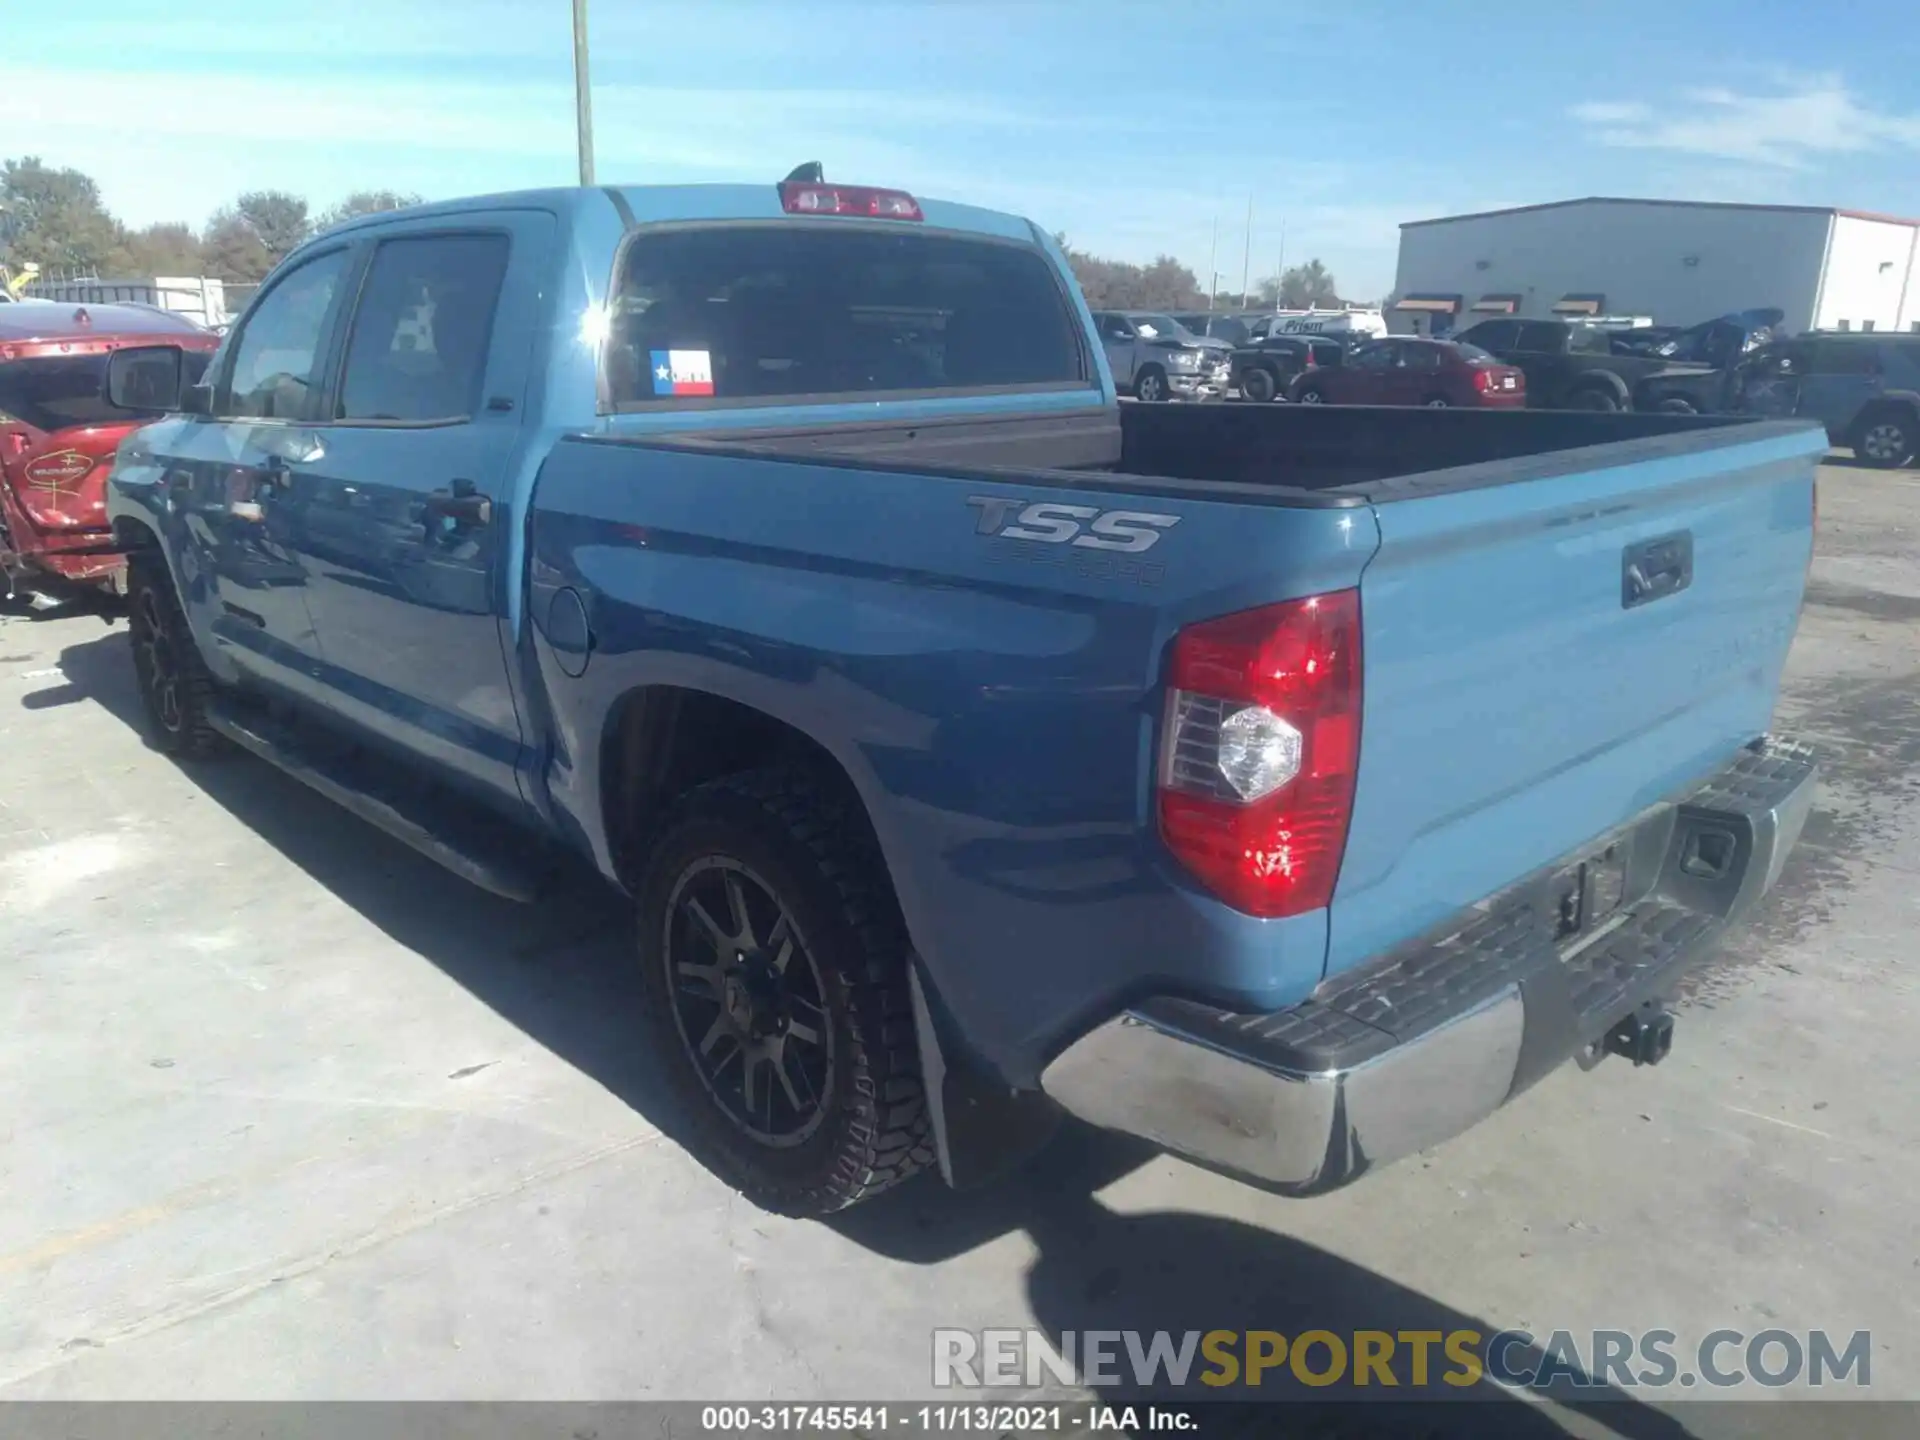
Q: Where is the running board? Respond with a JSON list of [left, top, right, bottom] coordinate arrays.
[[206, 702, 546, 903]]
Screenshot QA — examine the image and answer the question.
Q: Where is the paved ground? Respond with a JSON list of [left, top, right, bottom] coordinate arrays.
[[3, 460, 1917, 1433]]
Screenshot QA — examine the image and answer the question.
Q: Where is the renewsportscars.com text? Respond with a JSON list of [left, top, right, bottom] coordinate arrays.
[[932, 1327, 1872, 1394]]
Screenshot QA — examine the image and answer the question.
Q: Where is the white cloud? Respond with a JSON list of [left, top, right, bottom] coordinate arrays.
[[1570, 75, 1920, 169]]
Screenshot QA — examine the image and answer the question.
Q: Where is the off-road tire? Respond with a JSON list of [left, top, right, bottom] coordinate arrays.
[[1240, 367, 1277, 403], [1569, 386, 1622, 412], [126, 551, 227, 759], [636, 766, 933, 1215]]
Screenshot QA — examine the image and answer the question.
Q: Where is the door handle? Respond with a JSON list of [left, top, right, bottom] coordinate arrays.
[[1622, 531, 1694, 609], [424, 492, 492, 525]]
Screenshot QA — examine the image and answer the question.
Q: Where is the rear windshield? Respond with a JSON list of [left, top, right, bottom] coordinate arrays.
[[604, 224, 1089, 406], [1452, 342, 1496, 363], [0, 351, 212, 433]]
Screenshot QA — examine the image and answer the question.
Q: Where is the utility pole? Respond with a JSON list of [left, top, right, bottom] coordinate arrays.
[[1240, 194, 1254, 305], [1274, 223, 1287, 312], [572, 0, 596, 186], [1207, 212, 1219, 312]]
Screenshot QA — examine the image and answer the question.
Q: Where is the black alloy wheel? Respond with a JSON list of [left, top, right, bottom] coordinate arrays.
[[663, 856, 834, 1147]]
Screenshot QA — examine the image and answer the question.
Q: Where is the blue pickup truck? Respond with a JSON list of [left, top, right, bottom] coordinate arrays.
[[102, 173, 1824, 1215]]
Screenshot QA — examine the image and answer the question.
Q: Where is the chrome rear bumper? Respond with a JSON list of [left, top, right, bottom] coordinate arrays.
[[1040, 735, 1819, 1196]]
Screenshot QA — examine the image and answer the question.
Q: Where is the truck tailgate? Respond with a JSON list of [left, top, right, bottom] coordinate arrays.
[[1328, 424, 1824, 977]]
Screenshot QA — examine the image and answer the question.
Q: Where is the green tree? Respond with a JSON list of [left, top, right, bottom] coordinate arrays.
[[316, 189, 423, 231], [0, 156, 125, 275], [119, 222, 204, 276], [1275, 259, 1340, 309], [234, 190, 311, 266], [1056, 235, 1204, 311], [201, 209, 274, 284], [201, 190, 311, 284]]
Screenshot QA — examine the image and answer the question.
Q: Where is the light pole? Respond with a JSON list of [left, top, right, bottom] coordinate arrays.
[[572, 0, 596, 186]]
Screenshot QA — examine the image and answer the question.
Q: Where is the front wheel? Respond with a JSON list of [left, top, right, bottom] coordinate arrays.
[[126, 551, 227, 759], [1135, 366, 1168, 403], [1240, 367, 1277, 403], [1295, 383, 1327, 405], [1854, 411, 1916, 469], [1422, 395, 1450, 408], [636, 767, 933, 1215]]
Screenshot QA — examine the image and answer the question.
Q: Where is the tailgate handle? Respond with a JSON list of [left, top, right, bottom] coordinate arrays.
[[1622, 531, 1693, 609]]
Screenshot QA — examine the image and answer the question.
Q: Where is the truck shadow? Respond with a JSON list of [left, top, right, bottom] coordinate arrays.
[[43, 627, 678, 1129], [830, 1124, 1712, 1440], [41, 631, 1756, 1440]]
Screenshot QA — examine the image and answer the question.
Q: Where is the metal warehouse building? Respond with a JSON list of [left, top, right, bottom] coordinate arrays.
[[1388, 197, 1920, 338]]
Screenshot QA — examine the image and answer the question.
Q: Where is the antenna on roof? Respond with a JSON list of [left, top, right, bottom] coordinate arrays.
[[784, 162, 824, 184]]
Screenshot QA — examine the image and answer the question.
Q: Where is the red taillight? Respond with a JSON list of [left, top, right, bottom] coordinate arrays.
[[778, 182, 923, 220], [1157, 590, 1362, 918], [1473, 368, 1494, 392]]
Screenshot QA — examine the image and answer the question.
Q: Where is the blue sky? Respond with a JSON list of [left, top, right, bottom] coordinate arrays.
[[10, 0, 1920, 298]]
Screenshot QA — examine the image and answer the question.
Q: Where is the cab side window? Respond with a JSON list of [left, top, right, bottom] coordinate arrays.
[[1809, 341, 1881, 377], [219, 249, 352, 420], [336, 234, 511, 423]]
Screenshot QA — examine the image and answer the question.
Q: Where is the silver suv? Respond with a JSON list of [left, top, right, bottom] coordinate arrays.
[[1091, 311, 1232, 401]]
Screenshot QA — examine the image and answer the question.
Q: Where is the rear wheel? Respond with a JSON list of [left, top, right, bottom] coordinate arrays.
[[1135, 366, 1168, 403], [1569, 386, 1622, 412], [126, 551, 226, 759], [1656, 397, 1699, 415], [1240, 367, 1276, 403], [1854, 410, 1916, 469], [636, 767, 932, 1215]]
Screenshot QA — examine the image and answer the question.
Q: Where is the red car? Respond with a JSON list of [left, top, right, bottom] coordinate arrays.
[[1291, 337, 1525, 409], [1, 301, 218, 604]]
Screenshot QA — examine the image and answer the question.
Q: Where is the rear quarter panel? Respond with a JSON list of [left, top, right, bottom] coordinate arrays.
[[526, 437, 1377, 1083]]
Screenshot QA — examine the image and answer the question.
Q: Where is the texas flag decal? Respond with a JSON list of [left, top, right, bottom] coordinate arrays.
[[649, 349, 715, 397]]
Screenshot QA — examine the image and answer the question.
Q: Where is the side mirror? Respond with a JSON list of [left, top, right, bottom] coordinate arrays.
[[105, 345, 187, 414]]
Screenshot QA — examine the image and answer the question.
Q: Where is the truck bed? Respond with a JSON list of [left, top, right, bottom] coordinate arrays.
[[531, 401, 1823, 1088], [623, 397, 1806, 506]]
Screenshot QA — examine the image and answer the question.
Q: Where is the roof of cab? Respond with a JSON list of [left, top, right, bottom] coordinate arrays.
[[0, 299, 211, 343], [316, 183, 1044, 246]]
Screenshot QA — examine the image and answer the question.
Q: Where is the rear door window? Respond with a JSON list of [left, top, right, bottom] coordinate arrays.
[[335, 233, 511, 423], [605, 225, 1089, 406], [1514, 322, 1563, 352], [1462, 320, 1520, 350]]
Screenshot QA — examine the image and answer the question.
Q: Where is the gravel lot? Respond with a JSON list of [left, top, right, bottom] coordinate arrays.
[[2, 460, 1916, 1433]]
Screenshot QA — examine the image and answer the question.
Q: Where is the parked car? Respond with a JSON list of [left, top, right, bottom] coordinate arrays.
[[1453, 317, 1709, 412], [1731, 332, 1920, 468], [105, 172, 1821, 1218], [1091, 310, 1232, 401], [1231, 333, 1345, 403], [1290, 337, 1524, 408], [0, 300, 217, 605]]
